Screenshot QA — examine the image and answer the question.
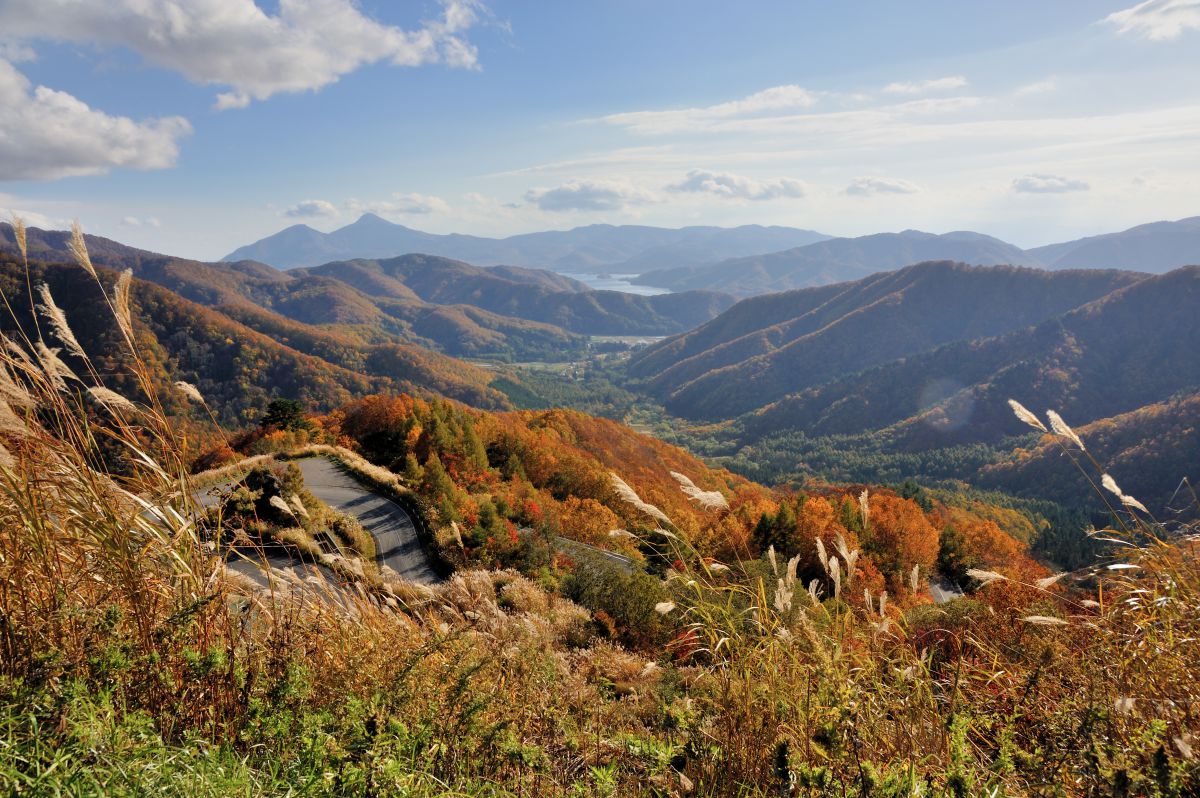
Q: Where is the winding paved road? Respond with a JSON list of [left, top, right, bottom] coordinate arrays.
[[295, 458, 442, 585], [209, 456, 443, 589]]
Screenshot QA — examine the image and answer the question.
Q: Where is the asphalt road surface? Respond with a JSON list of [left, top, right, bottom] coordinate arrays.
[[295, 457, 442, 585], [202, 456, 442, 589]]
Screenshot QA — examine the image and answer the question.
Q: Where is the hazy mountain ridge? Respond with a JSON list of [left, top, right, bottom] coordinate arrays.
[[0, 225, 735, 355], [1028, 215, 1200, 271], [225, 213, 831, 272], [225, 215, 1200, 298], [632, 230, 1045, 296], [630, 262, 1147, 418]]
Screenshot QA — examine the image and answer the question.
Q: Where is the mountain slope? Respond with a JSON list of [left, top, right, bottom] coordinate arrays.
[[2, 225, 734, 345], [630, 262, 1145, 419], [977, 394, 1200, 517], [0, 255, 509, 424], [225, 214, 829, 271], [634, 230, 1044, 296], [1030, 216, 1200, 272], [739, 266, 1200, 448]]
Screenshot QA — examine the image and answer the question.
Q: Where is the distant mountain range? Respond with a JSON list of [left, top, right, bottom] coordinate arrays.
[[632, 230, 1042, 295], [626, 261, 1200, 514], [224, 213, 830, 272], [225, 214, 1200, 297], [0, 224, 736, 366]]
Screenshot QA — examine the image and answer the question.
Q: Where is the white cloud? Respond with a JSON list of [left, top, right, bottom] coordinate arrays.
[[845, 177, 921, 196], [668, 170, 805, 201], [1012, 174, 1090, 193], [284, 199, 339, 219], [592, 84, 817, 135], [0, 0, 487, 109], [882, 76, 968, 95], [1104, 0, 1200, 40], [1015, 78, 1057, 96], [1, 201, 57, 230], [120, 215, 161, 227], [0, 58, 191, 180], [525, 179, 656, 212], [347, 193, 451, 216]]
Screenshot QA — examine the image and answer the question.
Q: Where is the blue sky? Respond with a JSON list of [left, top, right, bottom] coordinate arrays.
[[0, 0, 1198, 259]]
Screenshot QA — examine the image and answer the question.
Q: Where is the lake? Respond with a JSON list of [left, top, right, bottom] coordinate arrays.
[[559, 273, 672, 296]]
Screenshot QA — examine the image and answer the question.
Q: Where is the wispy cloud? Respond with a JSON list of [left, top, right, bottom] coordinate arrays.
[[284, 199, 339, 219], [525, 179, 656, 212], [1012, 174, 1090, 193], [0, 58, 190, 180], [0, 0, 488, 110], [121, 215, 162, 227], [591, 84, 818, 135], [845, 177, 920, 196], [347, 193, 451, 216], [1104, 0, 1200, 40], [882, 75, 968, 95], [1015, 78, 1057, 96], [668, 169, 805, 201]]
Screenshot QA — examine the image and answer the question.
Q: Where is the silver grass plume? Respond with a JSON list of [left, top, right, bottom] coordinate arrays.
[[609, 472, 671, 525], [843, 550, 859, 587], [774, 579, 793, 614], [88, 386, 137, 412], [878, 591, 887, 618], [0, 367, 33, 408], [910, 564, 920, 593], [815, 537, 829, 576], [670, 470, 728, 510], [0, 442, 13, 469], [268, 495, 295, 517], [35, 341, 76, 390], [1120, 494, 1149, 514], [36, 283, 87, 362], [451, 520, 464, 548], [966, 568, 1006, 585], [608, 528, 636, 540], [833, 531, 851, 561], [174, 381, 205, 404], [113, 269, 134, 340], [1101, 473, 1149, 513], [858, 489, 870, 527], [829, 557, 841, 601], [0, 399, 30, 437], [1022, 615, 1068, 627], [1101, 473, 1122, 498], [289, 495, 309, 519], [1035, 572, 1066, 590], [767, 545, 778, 576], [11, 214, 26, 261], [1046, 409, 1085, 451], [1007, 399, 1047, 432], [68, 221, 97, 279], [807, 579, 821, 603], [786, 553, 800, 587]]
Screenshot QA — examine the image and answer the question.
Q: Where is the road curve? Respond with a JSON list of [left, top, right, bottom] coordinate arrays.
[[296, 457, 443, 585]]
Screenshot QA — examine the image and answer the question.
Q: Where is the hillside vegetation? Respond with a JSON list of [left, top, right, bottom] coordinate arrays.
[[1, 224, 1197, 795], [0, 223, 734, 360], [0, 254, 507, 426]]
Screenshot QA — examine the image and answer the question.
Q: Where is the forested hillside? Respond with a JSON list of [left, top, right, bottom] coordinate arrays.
[[629, 262, 1143, 416], [0, 255, 508, 425]]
